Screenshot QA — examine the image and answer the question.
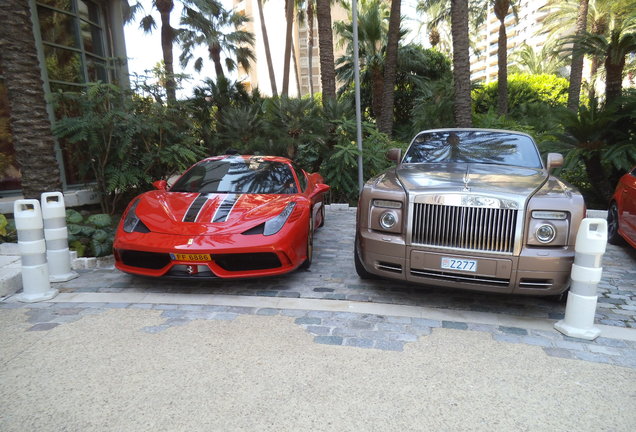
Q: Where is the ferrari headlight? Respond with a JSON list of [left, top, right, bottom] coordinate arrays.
[[535, 223, 556, 243], [122, 200, 141, 233], [264, 202, 296, 236]]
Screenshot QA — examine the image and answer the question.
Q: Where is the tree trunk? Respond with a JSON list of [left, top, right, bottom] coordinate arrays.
[[257, 0, 277, 96], [156, 0, 176, 104], [583, 154, 612, 202], [316, 0, 336, 103], [282, 0, 294, 97], [450, 0, 472, 127], [588, 56, 600, 101], [378, 0, 401, 136], [371, 66, 384, 120], [567, 0, 589, 111], [496, 20, 508, 115], [0, 0, 62, 198], [209, 45, 225, 79], [605, 56, 625, 106], [292, 35, 302, 96], [307, 2, 315, 96], [494, 0, 509, 116]]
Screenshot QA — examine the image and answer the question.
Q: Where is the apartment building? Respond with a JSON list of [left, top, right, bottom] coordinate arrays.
[[470, 0, 551, 83]]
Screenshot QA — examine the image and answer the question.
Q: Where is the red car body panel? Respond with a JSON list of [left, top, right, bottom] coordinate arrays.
[[114, 156, 329, 278], [611, 167, 636, 248]]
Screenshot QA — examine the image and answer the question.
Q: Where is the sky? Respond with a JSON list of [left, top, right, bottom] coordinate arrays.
[[123, 0, 424, 98]]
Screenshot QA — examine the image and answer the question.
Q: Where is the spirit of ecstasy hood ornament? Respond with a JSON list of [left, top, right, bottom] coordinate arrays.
[[462, 166, 471, 192]]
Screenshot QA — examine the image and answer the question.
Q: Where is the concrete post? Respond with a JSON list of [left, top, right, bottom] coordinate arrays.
[[13, 199, 58, 303], [41, 192, 78, 282], [554, 218, 607, 340]]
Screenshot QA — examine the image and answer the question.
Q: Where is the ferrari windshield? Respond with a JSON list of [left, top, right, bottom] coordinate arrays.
[[403, 130, 543, 169], [171, 158, 298, 194]]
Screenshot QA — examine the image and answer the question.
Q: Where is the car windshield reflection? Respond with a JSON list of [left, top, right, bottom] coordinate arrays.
[[403, 130, 543, 169], [171, 158, 298, 194]]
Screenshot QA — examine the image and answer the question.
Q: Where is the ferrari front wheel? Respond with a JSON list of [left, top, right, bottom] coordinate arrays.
[[300, 217, 314, 269]]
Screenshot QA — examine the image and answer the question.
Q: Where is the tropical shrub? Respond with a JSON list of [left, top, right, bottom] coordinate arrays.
[[541, 95, 636, 206], [473, 73, 569, 114], [66, 209, 114, 257], [52, 82, 205, 214]]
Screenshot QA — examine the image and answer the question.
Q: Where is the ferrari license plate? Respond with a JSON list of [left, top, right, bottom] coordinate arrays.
[[441, 257, 477, 272], [170, 253, 211, 262]]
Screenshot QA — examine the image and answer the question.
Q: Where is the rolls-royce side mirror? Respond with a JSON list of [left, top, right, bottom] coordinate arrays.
[[387, 148, 401, 163], [546, 153, 563, 172]]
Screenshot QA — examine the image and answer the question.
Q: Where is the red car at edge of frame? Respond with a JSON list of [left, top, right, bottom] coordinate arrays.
[[114, 155, 330, 279], [608, 166, 636, 248]]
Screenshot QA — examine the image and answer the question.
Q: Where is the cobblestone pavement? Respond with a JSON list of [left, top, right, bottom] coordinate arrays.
[[54, 206, 636, 328], [1, 301, 635, 369], [3, 206, 635, 369]]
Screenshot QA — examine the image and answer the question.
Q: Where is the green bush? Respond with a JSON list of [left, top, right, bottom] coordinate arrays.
[[66, 209, 114, 257], [473, 73, 569, 114]]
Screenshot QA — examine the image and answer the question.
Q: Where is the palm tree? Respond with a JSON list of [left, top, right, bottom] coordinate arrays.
[[450, 0, 472, 127], [493, 0, 514, 116], [179, 0, 255, 80], [334, 0, 389, 120], [569, 0, 590, 111], [0, 0, 62, 197], [509, 42, 567, 76], [542, 0, 617, 103], [574, 13, 636, 104], [316, 0, 337, 102], [138, 0, 178, 104], [282, 0, 295, 96], [256, 0, 278, 96], [378, 0, 402, 135]]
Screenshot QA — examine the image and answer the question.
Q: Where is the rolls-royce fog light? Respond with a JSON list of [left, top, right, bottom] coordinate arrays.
[[379, 211, 397, 230], [536, 223, 556, 243]]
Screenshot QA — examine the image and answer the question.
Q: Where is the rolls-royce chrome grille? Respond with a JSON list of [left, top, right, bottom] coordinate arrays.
[[411, 203, 517, 253]]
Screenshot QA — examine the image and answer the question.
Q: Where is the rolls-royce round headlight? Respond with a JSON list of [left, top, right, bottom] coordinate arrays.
[[536, 223, 556, 243], [379, 211, 397, 230]]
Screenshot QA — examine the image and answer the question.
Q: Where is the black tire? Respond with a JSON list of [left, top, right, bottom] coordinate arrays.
[[607, 202, 624, 245], [546, 289, 569, 303], [354, 235, 376, 279], [300, 217, 314, 269], [318, 203, 325, 228]]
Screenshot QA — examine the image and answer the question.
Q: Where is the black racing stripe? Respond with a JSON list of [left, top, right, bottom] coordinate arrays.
[[183, 194, 208, 222], [213, 194, 239, 223]]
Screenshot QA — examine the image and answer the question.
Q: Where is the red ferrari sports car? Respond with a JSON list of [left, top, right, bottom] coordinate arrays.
[[608, 166, 636, 248], [114, 155, 330, 278]]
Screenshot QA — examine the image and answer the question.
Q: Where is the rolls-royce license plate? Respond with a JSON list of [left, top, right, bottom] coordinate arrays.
[[441, 257, 477, 272]]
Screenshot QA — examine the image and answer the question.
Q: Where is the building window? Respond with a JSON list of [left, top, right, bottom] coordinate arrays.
[[37, 0, 111, 93]]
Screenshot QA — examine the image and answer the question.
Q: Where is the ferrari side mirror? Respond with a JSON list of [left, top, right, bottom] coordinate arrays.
[[387, 148, 401, 163], [152, 180, 168, 191], [546, 153, 563, 173]]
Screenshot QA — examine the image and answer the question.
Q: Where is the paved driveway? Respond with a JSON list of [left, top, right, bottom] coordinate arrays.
[[59, 206, 636, 328]]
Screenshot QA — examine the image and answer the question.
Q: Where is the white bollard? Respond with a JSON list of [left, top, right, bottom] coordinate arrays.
[[41, 192, 78, 282], [554, 218, 607, 340], [13, 199, 58, 303]]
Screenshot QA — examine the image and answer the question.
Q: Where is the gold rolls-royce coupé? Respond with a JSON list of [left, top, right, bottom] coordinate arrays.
[[355, 128, 585, 296]]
